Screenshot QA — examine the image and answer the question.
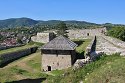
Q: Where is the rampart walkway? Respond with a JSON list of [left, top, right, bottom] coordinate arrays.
[[96, 36, 125, 56]]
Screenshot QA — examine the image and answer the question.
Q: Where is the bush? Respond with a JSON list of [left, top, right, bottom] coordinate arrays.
[[107, 27, 125, 41]]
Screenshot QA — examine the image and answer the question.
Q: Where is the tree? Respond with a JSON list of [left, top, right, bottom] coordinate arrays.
[[0, 34, 5, 41], [17, 38, 23, 44], [107, 26, 125, 41], [56, 22, 68, 37]]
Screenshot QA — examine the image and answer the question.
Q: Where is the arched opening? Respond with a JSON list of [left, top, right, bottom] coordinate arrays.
[[48, 66, 51, 71]]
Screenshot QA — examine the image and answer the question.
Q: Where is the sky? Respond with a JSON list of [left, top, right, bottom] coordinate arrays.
[[0, 0, 125, 24]]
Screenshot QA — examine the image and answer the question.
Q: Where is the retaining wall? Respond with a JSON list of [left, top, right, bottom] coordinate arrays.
[[0, 44, 24, 50], [85, 36, 99, 61], [0, 47, 38, 67], [86, 36, 96, 54]]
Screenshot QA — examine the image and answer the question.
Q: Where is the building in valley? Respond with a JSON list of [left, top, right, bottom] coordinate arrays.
[[41, 35, 78, 71]]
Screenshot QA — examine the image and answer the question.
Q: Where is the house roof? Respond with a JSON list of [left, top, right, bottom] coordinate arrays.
[[41, 35, 78, 50]]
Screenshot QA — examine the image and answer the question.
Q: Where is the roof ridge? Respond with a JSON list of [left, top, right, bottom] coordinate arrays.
[[41, 35, 78, 50]]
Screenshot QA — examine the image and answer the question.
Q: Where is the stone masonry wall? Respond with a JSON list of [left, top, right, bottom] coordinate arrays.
[[0, 47, 38, 67], [42, 54, 72, 71], [0, 44, 24, 50], [68, 27, 107, 39], [31, 32, 55, 43], [86, 36, 96, 54], [31, 33, 49, 43]]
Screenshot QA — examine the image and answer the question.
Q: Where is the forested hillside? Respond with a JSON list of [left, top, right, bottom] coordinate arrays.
[[0, 18, 101, 29], [0, 18, 38, 28]]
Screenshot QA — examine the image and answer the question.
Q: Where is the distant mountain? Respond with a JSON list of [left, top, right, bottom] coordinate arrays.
[[0, 18, 38, 28], [37, 20, 99, 26], [0, 17, 124, 29], [36, 20, 102, 29]]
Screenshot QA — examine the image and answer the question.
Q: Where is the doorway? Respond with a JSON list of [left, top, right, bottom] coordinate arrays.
[[87, 33, 89, 36], [48, 66, 51, 71]]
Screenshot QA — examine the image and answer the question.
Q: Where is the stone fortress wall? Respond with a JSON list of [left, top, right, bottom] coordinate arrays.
[[0, 44, 24, 51], [86, 36, 97, 54], [68, 27, 107, 39], [31, 32, 55, 43], [0, 47, 38, 67], [36, 27, 125, 70], [31, 27, 107, 43], [73, 27, 125, 69]]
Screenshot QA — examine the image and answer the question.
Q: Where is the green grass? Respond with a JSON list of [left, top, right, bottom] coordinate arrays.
[[10, 66, 29, 75], [28, 41, 44, 46], [84, 55, 125, 83], [0, 44, 37, 55], [50, 69, 67, 76], [75, 39, 91, 53], [26, 52, 41, 71], [45, 54, 125, 83]]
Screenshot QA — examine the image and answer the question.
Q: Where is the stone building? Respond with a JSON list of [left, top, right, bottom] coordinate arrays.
[[31, 32, 55, 43], [41, 36, 78, 71]]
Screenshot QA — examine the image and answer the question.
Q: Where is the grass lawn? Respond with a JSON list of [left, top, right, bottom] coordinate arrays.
[[75, 39, 92, 53], [73, 39, 92, 59], [50, 70, 65, 76], [28, 41, 44, 46]]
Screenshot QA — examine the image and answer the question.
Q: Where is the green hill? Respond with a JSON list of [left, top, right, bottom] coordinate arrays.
[[0, 18, 100, 29], [0, 17, 125, 29], [0, 18, 38, 28]]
